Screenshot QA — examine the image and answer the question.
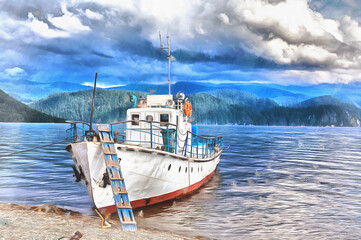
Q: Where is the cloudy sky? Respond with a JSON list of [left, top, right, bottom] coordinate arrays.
[[1, 0, 361, 90]]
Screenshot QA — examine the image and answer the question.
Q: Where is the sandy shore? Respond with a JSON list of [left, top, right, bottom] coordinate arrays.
[[0, 202, 198, 240]]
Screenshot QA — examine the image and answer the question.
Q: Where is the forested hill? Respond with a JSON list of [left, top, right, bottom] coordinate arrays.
[[208, 88, 279, 112], [29, 89, 145, 123], [29, 89, 361, 127], [188, 93, 265, 125], [30, 89, 264, 125], [0, 90, 64, 123], [262, 105, 361, 127]]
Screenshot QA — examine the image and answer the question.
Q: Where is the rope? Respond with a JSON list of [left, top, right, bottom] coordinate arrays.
[[0, 139, 69, 158]]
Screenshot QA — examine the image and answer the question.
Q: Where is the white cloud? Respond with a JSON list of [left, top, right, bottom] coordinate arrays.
[[5, 67, 26, 77], [228, 0, 348, 65], [84, 9, 103, 20], [218, 13, 230, 25], [0, 67, 27, 79], [233, 0, 343, 41], [341, 16, 361, 42], [28, 13, 70, 38], [82, 82, 124, 88], [49, 3, 91, 34], [0, 50, 25, 68], [0, 29, 13, 40], [7, 3, 92, 40], [0, 12, 34, 41], [0, 8, 88, 41], [274, 68, 361, 85]]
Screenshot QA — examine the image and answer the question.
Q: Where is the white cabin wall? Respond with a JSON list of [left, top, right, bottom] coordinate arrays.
[[126, 108, 182, 150]]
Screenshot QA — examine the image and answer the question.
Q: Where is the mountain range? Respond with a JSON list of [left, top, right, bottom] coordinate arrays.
[[2, 79, 361, 108], [28, 88, 361, 127]]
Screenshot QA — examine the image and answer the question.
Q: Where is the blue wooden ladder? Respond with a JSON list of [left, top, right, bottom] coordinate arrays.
[[97, 124, 137, 231]]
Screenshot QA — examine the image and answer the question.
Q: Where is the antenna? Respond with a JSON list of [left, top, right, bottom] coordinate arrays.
[[159, 32, 171, 95], [159, 31, 163, 48]]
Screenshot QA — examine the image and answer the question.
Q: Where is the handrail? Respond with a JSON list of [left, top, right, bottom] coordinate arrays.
[[112, 121, 177, 155], [66, 122, 87, 142], [181, 130, 223, 159], [67, 120, 223, 159], [186, 132, 223, 140], [110, 119, 177, 127], [66, 120, 91, 127]]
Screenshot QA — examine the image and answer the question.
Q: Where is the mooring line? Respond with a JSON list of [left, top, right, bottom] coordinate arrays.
[[0, 139, 69, 158]]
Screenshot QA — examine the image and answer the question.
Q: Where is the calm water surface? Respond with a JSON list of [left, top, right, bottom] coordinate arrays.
[[1, 123, 361, 239]]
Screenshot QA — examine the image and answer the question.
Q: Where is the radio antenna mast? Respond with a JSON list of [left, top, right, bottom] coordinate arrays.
[[159, 32, 173, 95]]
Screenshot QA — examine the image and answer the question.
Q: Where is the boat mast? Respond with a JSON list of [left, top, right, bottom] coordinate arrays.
[[89, 72, 97, 132], [159, 32, 171, 95]]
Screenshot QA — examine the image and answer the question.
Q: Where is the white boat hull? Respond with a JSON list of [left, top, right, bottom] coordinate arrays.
[[68, 141, 221, 214]]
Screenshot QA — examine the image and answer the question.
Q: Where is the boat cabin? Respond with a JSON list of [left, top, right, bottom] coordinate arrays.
[[125, 94, 192, 152]]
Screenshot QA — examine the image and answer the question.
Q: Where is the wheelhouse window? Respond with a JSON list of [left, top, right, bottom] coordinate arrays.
[[132, 114, 139, 125], [160, 114, 169, 126]]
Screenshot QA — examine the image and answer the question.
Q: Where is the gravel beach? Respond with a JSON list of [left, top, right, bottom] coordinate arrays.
[[0, 202, 198, 240]]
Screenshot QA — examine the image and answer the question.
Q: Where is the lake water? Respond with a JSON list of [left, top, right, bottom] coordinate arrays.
[[0, 123, 361, 239]]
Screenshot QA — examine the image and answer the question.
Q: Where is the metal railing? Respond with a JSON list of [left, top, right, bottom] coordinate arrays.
[[110, 120, 178, 154], [66, 120, 223, 159], [182, 131, 223, 159], [66, 121, 89, 142]]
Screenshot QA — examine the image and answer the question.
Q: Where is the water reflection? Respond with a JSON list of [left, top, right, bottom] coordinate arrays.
[[132, 126, 361, 239]]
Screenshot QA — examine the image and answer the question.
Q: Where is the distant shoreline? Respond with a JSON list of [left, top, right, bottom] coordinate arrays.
[[0, 122, 360, 128], [0, 202, 195, 240]]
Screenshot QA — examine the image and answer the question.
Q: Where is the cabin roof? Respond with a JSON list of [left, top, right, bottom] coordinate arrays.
[[127, 107, 178, 113], [146, 94, 173, 107]]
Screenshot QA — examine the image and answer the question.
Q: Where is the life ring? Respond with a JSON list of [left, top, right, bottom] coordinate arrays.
[[138, 100, 147, 108], [184, 101, 192, 117]]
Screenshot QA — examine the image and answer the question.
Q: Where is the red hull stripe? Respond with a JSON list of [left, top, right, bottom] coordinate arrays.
[[100, 169, 216, 214]]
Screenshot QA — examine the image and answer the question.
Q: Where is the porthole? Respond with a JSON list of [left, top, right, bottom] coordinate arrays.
[[168, 164, 171, 171], [179, 166, 181, 172], [146, 115, 153, 122], [185, 167, 187, 173]]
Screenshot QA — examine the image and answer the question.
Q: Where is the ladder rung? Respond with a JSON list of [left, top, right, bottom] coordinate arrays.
[[101, 145, 117, 155], [117, 203, 132, 209], [110, 177, 124, 181], [114, 190, 128, 194], [107, 162, 120, 168], [97, 126, 111, 132], [104, 151, 117, 155], [99, 129, 111, 133], [121, 221, 137, 225]]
